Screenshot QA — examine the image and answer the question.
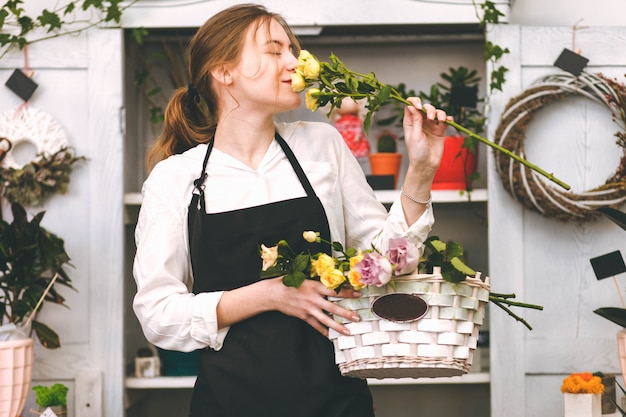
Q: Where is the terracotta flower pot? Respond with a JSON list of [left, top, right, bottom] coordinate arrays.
[[369, 153, 402, 189], [432, 136, 478, 190], [0, 338, 33, 417]]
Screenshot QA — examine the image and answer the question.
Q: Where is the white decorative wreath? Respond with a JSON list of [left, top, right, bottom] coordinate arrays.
[[493, 72, 626, 222], [0, 107, 85, 207], [0, 107, 69, 169]]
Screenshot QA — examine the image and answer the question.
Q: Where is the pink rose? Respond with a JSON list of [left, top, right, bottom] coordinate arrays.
[[354, 252, 392, 287], [387, 238, 419, 276]]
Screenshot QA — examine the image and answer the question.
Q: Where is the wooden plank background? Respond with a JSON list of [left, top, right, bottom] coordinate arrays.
[[487, 25, 626, 417]]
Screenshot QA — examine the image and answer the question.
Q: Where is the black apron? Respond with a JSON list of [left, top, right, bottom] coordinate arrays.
[[187, 134, 375, 417]]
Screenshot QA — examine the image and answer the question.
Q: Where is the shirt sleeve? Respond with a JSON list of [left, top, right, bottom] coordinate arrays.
[[132, 158, 230, 352]]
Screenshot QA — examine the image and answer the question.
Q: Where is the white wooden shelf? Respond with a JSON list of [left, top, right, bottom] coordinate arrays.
[[123, 188, 487, 208], [125, 372, 489, 389]]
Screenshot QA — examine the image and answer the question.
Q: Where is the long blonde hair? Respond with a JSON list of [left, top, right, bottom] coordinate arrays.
[[145, 3, 300, 171]]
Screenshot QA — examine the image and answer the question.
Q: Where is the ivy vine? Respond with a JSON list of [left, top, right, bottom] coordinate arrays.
[[0, 0, 138, 58], [473, 0, 510, 93]]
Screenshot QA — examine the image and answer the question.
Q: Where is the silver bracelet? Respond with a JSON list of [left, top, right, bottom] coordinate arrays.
[[401, 186, 432, 205]]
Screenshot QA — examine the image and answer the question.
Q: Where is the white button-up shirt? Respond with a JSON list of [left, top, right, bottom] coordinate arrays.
[[133, 121, 434, 352]]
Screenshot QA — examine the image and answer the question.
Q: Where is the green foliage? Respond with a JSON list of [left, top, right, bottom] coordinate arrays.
[[474, 0, 510, 92], [0, 147, 86, 207], [260, 240, 312, 288], [419, 66, 486, 138], [0, 0, 137, 58], [594, 207, 626, 330], [32, 383, 69, 407], [419, 236, 476, 284], [420, 235, 543, 330], [0, 203, 75, 349], [128, 29, 191, 126], [594, 307, 626, 328], [376, 134, 397, 153]]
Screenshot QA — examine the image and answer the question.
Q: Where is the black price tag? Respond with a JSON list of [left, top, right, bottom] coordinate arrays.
[[590, 250, 626, 280], [554, 48, 589, 76], [5, 69, 38, 101]]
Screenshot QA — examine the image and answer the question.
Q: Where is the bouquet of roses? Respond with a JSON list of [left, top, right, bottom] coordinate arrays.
[[260, 231, 419, 291]]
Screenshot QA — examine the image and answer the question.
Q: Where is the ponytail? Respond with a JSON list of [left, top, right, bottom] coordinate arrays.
[[145, 86, 215, 172]]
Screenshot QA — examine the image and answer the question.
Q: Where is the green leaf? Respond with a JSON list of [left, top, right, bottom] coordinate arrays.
[[450, 257, 476, 276], [37, 9, 62, 33], [17, 15, 33, 36], [363, 112, 372, 133], [441, 263, 465, 283], [331, 241, 344, 252], [594, 307, 626, 328], [0, 8, 9, 28], [32, 320, 61, 349], [63, 2, 75, 16], [427, 238, 446, 253], [378, 84, 392, 104], [597, 207, 626, 232], [446, 241, 464, 259], [282, 271, 306, 288], [131, 27, 148, 45], [292, 253, 310, 273]]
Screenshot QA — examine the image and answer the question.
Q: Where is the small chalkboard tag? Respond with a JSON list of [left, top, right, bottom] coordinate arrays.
[[590, 250, 626, 280], [371, 293, 428, 323], [5, 69, 38, 101], [554, 48, 589, 76]]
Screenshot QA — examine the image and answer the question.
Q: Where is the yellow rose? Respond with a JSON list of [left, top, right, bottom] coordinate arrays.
[[291, 72, 306, 93], [349, 250, 364, 268], [305, 88, 321, 112], [320, 268, 346, 290], [302, 57, 320, 79], [302, 231, 320, 243], [311, 253, 335, 277], [260, 244, 278, 271], [296, 50, 321, 80], [348, 269, 365, 290]]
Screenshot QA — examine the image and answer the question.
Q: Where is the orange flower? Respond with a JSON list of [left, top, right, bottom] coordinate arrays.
[[560, 373, 604, 394]]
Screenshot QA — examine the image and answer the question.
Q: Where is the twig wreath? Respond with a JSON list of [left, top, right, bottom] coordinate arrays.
[[493, 72, 626, 222]]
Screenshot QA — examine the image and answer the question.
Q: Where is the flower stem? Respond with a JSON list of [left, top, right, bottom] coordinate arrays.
[[490, 299, 534, 330], [389, 93, 571, 190], [489, 294, 544, 311]]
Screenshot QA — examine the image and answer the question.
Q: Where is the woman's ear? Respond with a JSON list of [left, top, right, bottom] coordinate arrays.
[[211, 65, 233, 86]]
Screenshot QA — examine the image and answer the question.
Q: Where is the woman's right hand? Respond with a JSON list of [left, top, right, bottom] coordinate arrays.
[[271, 277, 362, 337]]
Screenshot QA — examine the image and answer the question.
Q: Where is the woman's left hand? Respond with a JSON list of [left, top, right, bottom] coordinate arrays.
[[402, 97, 450, 179]]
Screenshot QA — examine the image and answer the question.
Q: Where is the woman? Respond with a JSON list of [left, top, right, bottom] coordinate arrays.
[[133, 4, 449, 417]]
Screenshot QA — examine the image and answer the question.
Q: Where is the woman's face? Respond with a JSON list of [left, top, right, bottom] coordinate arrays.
[[230, 18, 301, 115]]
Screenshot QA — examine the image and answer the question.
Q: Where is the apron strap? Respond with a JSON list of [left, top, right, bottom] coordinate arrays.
[[274, 133, 316, 198], [190, 132, 318, 213]]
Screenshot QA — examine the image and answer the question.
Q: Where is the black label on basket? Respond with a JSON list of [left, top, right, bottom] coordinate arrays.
[[371, 294, 428, 323]]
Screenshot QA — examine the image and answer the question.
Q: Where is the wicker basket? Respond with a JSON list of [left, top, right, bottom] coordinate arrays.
[[329, 269, 490, 379]]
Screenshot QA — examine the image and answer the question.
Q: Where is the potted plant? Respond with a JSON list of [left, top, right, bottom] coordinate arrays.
[[0, 202, 75, 417], [368, 132, 402, 189], [419, 66, 486, 190], [32, 383, 69, 416], [0, 146, 80, 417]]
